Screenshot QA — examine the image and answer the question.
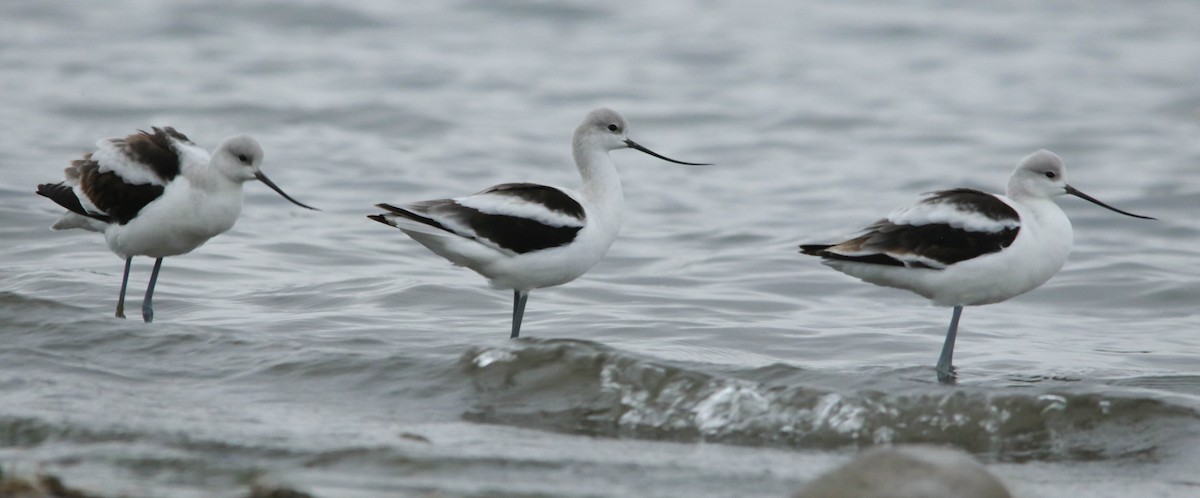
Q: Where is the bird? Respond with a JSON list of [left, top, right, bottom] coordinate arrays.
[[37, 127, 317, 322], [368, 108, 709, 339], [799, 150, 1154, 382]]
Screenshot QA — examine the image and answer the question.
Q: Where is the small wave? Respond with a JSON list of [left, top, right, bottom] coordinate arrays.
[[460, 339, 1199, 462]]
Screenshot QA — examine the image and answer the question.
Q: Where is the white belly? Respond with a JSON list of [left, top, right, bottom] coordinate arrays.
[[401, 198, 622, 292], [105, 179, 243, 259], [831, 201, 1074, 306]]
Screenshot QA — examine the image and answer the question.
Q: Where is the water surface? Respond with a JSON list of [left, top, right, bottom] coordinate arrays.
[[2, 1, 1199, 496]]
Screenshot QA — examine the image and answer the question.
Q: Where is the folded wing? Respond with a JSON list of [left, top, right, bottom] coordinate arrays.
[[370, 183, 587, 255], [37, 127, 194, 227], [801, 189, 1021, 269]]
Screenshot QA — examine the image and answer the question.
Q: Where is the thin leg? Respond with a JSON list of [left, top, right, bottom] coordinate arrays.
[[936, 305, 964, 383], [142, 258, 163, 323], [115, 257, 132, 319], [510, 290, 529, 339]]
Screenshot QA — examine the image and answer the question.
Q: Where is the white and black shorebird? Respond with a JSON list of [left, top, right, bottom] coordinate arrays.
[[369, 108, 709, 338], [37, 127, 317, 322], [800, 150, 1155, 382]]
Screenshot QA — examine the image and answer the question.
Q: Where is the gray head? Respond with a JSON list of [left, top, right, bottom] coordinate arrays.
[[575, 108, 631, 151], [214, 135, 264, 182], [215, 135, 317, 210], [574, 108, 710, 165], [1007, 149, 1067, 199], [1008, 149, 1153, 219]]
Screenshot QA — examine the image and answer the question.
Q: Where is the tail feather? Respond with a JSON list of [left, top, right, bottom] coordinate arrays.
[[368, 203, 456, 237], [37, 183, 87, 216], [366, 213, 393, 226], [801, 243, 907, 267], [37, 182, 111, 224], [799, 243, 833, 256]]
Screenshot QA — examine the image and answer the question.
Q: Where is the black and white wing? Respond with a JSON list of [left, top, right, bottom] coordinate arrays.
[[801, 188, 1021, 269], [370, 182, 587, 255], [37, 127, 194, 227]]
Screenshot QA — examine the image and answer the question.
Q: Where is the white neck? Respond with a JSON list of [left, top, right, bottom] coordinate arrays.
[[573, 137, 624, 231], [181, 152, 247, 196], [187, 163, 238, 192], [1014, 195, 1074, 277], [1025, 195, 1070, 225]]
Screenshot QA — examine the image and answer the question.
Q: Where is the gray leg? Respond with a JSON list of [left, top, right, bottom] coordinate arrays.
[[142, 258, 163, 323], [936, 305, 963, 383], [115, 257, 132, 319], [510, 290, 529, 339]]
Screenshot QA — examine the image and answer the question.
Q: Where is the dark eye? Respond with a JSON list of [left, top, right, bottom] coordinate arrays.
[[607, 124, 619, 132], [1044, 171, 1056, 179], [237, 154, 249, 163]]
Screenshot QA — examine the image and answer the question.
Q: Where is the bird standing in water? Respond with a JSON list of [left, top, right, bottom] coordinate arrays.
[[800, 150, 1154, 382], [369, 108, 709, 338], [37, 127, 317, 322]]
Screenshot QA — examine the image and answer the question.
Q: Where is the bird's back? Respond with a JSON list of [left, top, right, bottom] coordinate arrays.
[[38, 127, 194, 231], [802, 189, 1040, 305], [369, 182, 608, 290]]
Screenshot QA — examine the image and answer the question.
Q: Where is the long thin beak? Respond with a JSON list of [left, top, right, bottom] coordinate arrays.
[[255, 171, 319, 210], [1065, 185, 1154, 220], [624, 139, 711, 166]]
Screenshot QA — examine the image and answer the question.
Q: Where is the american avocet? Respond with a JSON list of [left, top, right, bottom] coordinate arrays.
[[37, 127, 317, 322], [368, 108, 709, 338], [799, 150, 1154, 382]]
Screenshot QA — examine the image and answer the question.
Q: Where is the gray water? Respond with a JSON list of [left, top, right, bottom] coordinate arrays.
[[2, 1, 1199, 496]]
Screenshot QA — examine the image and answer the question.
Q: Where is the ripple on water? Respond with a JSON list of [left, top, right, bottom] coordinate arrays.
[[461, 339, 1200, 463]]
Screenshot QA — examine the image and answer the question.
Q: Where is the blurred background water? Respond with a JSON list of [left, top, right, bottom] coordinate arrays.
[[1, 0, 1199, 496]]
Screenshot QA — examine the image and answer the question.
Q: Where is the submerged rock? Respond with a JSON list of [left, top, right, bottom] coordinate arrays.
[[245, 484, 318, 498], [795, 445, 1011, 498], [0, 473, 99, 498], [0, 471, 317, 498]]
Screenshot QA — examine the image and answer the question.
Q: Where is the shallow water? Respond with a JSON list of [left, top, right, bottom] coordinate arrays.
[[2, 0, 1199, 496]]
